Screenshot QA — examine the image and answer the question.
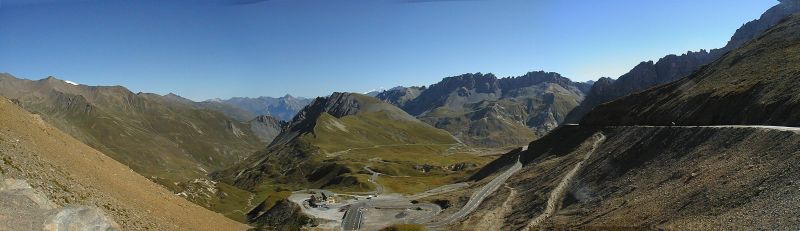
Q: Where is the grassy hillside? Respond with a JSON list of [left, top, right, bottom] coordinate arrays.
[[0, 75, 263, 184], [0, 96, 249, 230], [215, 93, 494, 217]]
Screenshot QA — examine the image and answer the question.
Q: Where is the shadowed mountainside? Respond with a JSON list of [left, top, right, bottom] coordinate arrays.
[[582, 13, 800, 126], [565, 0, 800, 123]]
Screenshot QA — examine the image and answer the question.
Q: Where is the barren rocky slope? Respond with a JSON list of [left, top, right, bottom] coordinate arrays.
[[0, 97, 249, 230], [455, 126, 800, 230]]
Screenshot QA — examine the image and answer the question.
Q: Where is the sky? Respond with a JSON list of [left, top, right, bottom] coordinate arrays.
[[0, 0, 777, 101]]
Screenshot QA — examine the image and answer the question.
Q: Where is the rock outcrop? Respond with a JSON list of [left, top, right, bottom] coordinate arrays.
[[0, 177, 121, 231], [249, 115, 286, 143]]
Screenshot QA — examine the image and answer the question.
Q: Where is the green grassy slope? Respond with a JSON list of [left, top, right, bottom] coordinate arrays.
[[0, 74, 264, 186], [214, 93, 493, 215]]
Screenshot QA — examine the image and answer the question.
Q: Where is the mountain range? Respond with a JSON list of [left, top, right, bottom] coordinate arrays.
[[447, 10, 800, 230], [2, 1, 799, 230], [0, 74, 264, 188], [565, 0, 800, 123], [376, 71, 592, 148], [202, 95, 313, 122], [213, 92, 485, 192]]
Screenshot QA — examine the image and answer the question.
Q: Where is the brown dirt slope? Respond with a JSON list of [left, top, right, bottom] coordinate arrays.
[[464, 126, 800, 230], [0, 97, 249, 230]]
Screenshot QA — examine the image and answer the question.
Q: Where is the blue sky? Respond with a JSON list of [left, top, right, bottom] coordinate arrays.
[[0, 0, 776, 100]]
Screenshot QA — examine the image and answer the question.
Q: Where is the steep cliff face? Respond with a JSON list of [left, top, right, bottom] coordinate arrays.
[[565, 0, 800, 123], [377, 72, 591, 148], [374, 86, 425, 107], [249, 115, 286, 143]]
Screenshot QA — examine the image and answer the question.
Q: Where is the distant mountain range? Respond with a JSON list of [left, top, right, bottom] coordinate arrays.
[[202, 95, 312, 122], [376, 71, 592, 148]]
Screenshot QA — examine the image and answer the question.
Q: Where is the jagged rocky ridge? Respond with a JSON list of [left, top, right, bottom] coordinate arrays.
[[565, 0, 800, 123], [582, 13, 800, 126], [376, 71, 591, 148]]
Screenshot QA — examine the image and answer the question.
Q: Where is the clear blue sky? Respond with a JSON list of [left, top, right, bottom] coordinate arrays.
[[0, 0, 776, 101]]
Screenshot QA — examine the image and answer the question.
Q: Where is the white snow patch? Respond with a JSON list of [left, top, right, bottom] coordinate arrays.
[[64, 80, 79, 85]]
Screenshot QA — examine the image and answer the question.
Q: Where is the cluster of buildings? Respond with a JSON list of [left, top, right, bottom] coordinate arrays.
[[308, 190, 337, 208]]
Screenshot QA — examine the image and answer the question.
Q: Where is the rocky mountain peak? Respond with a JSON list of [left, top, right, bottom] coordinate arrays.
[[163, 93, 194, 104], [313, 92, 373, 118]]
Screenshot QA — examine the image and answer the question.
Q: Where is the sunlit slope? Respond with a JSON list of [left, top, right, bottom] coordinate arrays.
[[0, 97, 249, 230], [216, 93, 490, 196], [0, 75, 263, 185]]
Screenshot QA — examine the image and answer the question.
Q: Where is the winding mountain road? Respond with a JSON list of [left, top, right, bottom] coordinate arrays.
[[523, 133, 606, 230], [425, 156, 523, 228], [363, 166, 384, 195]]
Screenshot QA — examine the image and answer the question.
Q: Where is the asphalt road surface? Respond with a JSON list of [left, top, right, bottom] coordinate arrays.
[[364, 166, 384, 195], [342, 203, 366, 231]]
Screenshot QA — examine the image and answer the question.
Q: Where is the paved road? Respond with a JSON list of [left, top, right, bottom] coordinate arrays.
[[566, 124, 800, 133], [523, 133, 605, 230], [425, 156, 523, 228], [342, 203, 366, 231], [364, 166, 384, 195]]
